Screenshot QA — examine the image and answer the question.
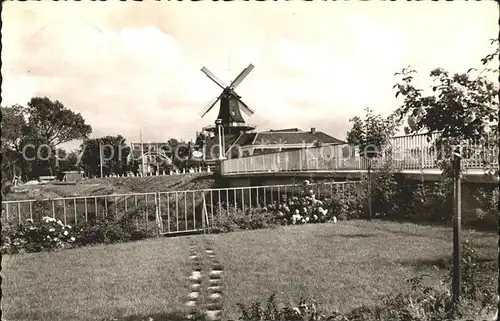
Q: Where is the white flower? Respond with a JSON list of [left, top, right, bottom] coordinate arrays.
[[49, 228, 55, 232], [26, 218, 34, 224], [70, 237, 75, 242], [46, 235, 51, 240], [63, 230, 69, 236], [57, 220, 63, 226], [66, 225, 72, 229], [305, 216, 310, 222], [332, 216, 338, 223], [53, 237, 59, 242]]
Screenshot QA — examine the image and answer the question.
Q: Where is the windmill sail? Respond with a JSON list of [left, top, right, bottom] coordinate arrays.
[[238, 100, 254, 116], [201, 67, 227, 90], [199, 95, 221, 117], [230, 64, 254, 89]]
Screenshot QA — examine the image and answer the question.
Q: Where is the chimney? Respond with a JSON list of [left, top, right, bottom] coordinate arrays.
[[311, 127, 316, 134]]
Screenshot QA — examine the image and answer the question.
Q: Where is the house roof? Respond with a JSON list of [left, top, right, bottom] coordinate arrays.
[[268, 128, 302, 132], [251, 130, 345, 146], [205, 129, 344, 159], [129, 143, 175, 159]]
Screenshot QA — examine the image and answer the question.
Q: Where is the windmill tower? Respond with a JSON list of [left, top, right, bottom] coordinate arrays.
[[199, 64, 256, 135]]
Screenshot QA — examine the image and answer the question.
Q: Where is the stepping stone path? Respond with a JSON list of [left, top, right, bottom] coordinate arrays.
[[185, 238, 224, 321]]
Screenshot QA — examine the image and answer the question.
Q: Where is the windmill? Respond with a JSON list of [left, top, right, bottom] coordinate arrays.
[[199, 64, 256, 135]]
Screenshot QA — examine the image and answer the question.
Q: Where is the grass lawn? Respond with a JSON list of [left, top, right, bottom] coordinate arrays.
[[2, 220, 496, 321]]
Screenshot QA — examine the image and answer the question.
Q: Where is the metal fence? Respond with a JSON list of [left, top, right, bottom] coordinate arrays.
[[221, 132, 499, 175], [1, 192, 160, 232], [2, 181, 359, 235]]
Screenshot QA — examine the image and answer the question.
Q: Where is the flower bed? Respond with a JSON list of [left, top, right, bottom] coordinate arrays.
[[266, 181, 365, 225], [2, 216, 77, 254], [210, 181, 365, 234]]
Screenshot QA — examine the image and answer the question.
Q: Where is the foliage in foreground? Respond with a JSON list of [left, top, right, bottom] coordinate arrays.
[[1, 211, 158, 254], [233, 240, 496, 321]]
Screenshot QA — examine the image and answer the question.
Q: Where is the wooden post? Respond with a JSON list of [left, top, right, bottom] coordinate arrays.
[[452, 148, 461, 304]]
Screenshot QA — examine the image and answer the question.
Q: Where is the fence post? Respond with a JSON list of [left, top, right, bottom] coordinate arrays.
[[155, 192, 162, 235]]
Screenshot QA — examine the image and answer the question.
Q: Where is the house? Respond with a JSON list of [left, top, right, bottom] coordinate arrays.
[[61, 171, 84, 182], [128, 142, 174, 174], [202, 127, 345, 164]]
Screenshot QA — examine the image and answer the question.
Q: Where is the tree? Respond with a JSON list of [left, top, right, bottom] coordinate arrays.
[[393, 39, 499, 307], [25, 97, 92, 146], [346, 107, 398, 159], [80, 135, 130, 177], [5, 97, 93, 178], [346, 107, 398, 221], [392, 39, 499, 173], [1, 105, 27, 181]]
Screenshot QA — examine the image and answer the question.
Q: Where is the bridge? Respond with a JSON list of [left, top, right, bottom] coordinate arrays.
[[219, 132, 499, 186]]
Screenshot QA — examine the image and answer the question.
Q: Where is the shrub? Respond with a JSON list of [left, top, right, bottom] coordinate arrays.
[[328, 188, 366, 221], [264, 180, 365, 224], [210, 205, 277, 233], [74, 212, 159, 246], [1, 217, 76, 254], [473, 186, 499, 229]]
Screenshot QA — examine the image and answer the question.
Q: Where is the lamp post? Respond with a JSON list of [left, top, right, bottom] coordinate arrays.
[[216, 119, 225, 160]]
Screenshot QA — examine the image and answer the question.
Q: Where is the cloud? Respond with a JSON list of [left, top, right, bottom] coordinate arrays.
[[1, 1, 497, 150]]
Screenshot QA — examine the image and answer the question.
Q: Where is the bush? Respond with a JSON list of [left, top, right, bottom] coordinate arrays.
[[74, 212, 159, 246], [210, 205, 278, 233], [1, 208, 160, 254], [1, 217, 77, 254], [265, 181, 365, 224], [473, 186, 499, 229]]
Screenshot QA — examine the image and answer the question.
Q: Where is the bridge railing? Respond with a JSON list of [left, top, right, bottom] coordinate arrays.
[[221, 132, 499, 175]]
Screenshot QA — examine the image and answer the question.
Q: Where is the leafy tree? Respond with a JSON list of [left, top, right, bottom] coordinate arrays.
[[2, 97, 92, 178], [393, 39, 499, 307], [346, 108, 398, 221], [392, 39, 499, 175], [56, 149, 81, 172], [80, 135, 130, 177], [25, 97, 92, 146], [1, 105, 27, 181], [346, 107, 398, 159]]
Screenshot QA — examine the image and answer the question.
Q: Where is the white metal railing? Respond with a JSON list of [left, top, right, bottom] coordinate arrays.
[[1, 192, 160, 232], [2, 182, 359, 235], [156, 181, 359, 234], [221, 132, 499, 175]]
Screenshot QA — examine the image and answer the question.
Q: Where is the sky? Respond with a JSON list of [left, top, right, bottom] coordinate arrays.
[[2, 1, 498, 151]]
